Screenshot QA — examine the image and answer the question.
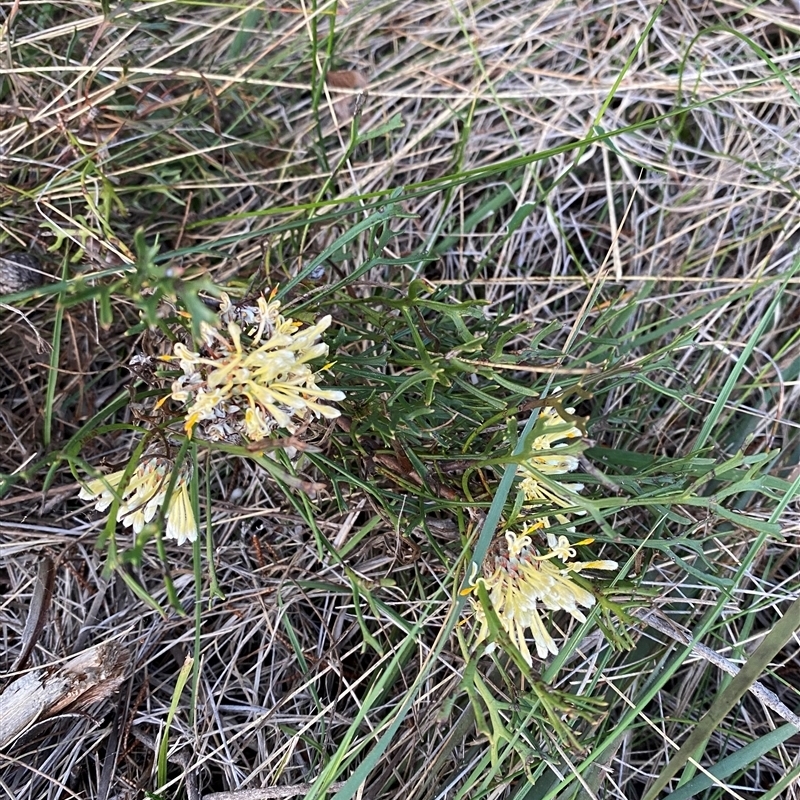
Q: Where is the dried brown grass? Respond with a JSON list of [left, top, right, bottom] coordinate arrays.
[[2, 0, 800, 798]]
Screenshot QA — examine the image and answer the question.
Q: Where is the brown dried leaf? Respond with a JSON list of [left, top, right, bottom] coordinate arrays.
[[325, 69, 369, 121]]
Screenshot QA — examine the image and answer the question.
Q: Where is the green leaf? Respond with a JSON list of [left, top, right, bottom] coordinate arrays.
[[357, 112, 404, 143]]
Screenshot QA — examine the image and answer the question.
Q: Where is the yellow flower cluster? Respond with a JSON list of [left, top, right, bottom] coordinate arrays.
[[517, 404, 585, 533], [165, 292, 345, 443], [79, 455, 196, 545], [518, 405, 583, 502], [472, 527, 617, 664], [79, 290, 344, 547], [467, 402, 618, 665]]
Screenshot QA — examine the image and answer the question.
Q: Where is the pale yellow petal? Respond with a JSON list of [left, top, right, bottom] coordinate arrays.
[[166, 485, 197, 545], [79, 469, 126, 510]]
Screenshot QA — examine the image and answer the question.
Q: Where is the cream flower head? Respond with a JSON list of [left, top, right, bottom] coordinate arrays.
[[467, 526, 617, 665], [79, 455, 197, 545], [164, 292, 345, 443]]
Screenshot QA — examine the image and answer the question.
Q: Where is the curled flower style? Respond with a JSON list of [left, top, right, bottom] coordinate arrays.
[[164, 292, 345, 442], [79, 455, 197, 545], [467, 527, 617, 665]]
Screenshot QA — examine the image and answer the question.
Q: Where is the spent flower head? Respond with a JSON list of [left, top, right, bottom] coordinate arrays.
[[466, 525, 617, 665], [164, 291, 345, 443], [79, 454, 196, 545]]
